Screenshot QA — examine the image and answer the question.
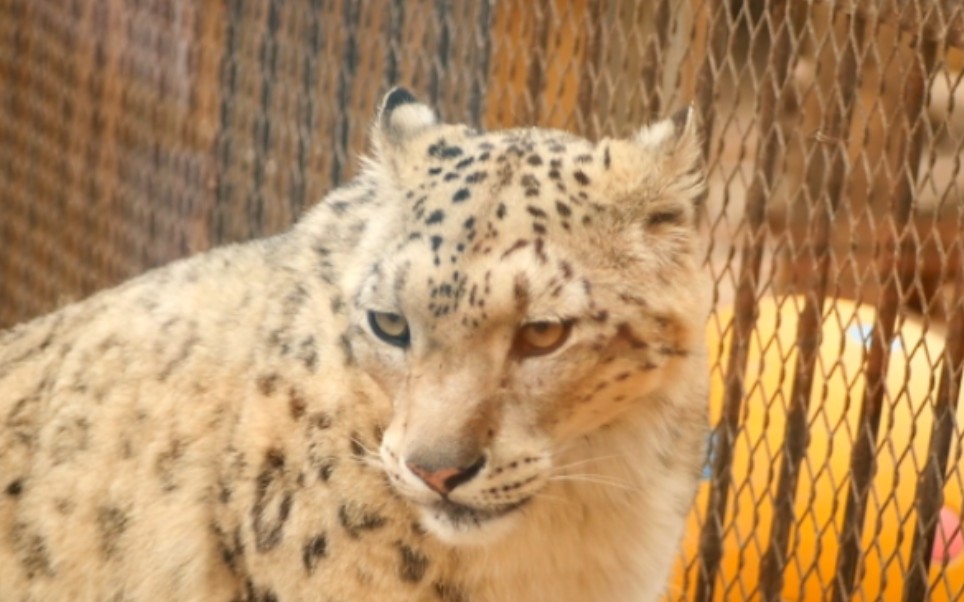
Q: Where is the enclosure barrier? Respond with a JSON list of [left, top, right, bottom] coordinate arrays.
[[1, 1, 962, 600]]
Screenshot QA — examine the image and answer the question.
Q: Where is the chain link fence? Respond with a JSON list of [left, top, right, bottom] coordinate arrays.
[[1, 1, 962, 600]]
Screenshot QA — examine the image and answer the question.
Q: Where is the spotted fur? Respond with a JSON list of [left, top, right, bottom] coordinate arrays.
[[0, 89, 709, 601]]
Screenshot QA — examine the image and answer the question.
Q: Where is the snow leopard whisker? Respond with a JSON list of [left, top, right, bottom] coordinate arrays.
[[548, 474, 640, 493], [349, 436, 384, 468], [532, 491, 579, 508], [550, 454, 623, 472]]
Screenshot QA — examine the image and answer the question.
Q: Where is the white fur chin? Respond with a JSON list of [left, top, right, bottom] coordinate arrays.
[[419, 506, 521, 547]]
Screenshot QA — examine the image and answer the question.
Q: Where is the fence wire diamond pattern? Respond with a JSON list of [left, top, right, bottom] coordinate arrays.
[[0, 1, 962, 600]]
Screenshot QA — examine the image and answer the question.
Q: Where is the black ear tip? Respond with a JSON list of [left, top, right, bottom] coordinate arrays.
[[382, 87, 418, 115], [375, 87, 436, 143]]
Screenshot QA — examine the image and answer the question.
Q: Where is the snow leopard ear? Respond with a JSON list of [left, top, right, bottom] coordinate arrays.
[[635, 106, 699, 155], [629, 106, 705, 229], [372, 87, 438, 154]]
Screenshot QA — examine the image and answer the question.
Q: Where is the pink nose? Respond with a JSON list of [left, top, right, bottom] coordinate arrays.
[[406, 456, 486, 495], [407, 465, 464, 495]]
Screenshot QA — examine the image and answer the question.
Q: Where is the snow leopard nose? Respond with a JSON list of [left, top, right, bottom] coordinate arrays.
[[406, 454, 487, 495]]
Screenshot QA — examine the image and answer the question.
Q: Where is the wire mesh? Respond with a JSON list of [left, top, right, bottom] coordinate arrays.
[[0, 1, 962, 600]]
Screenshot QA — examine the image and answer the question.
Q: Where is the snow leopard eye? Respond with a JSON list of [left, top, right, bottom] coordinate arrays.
[[514, 320, 573, 358], [368, 311, 411, 348]]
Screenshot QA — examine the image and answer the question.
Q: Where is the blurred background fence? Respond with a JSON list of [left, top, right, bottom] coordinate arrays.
[[1, 0, 963, 600]]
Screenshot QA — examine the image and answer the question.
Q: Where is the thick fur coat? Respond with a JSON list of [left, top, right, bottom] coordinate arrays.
[[0, 89, 709, 602]]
